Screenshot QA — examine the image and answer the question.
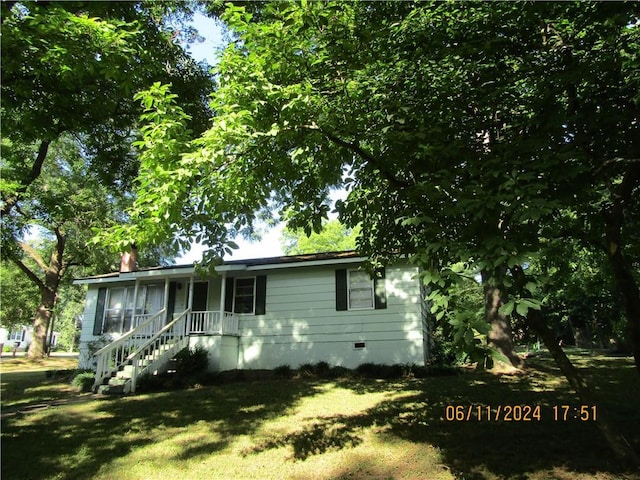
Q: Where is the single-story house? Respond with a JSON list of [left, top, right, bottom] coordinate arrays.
[[74, 251, 430, 393], [0, 325, 59, 352]]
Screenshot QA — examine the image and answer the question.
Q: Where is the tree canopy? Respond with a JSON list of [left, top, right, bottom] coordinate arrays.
[[1, 1, 214, 357], [281, 219, 359, 255], [111, 1, 638, 366]]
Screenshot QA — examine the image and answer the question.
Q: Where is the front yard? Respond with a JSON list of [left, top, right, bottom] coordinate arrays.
[[1, 351, 639, 480]]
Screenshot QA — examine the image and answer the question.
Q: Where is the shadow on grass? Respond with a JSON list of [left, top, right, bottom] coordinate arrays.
[[244, 357, 640, 479], [1, 380, 323, 480], [1, 354, 638, 480]]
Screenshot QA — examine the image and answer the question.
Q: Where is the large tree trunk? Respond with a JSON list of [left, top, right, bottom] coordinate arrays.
[[512, 266, 639, 467], [603, 163, 640, 374], [28, 288, 57, 358], [481, 269, 522, 368], [25, 231, 65, 359]]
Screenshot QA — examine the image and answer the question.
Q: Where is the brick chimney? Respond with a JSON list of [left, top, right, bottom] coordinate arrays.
[[120, 244, 138, 273]]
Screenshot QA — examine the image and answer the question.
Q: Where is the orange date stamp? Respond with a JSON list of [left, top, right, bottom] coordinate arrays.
[[444, 404, 597, 422]]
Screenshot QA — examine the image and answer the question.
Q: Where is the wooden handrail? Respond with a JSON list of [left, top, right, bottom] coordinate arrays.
[[127, 309, 190, 361], [93, 309, 166, 357]]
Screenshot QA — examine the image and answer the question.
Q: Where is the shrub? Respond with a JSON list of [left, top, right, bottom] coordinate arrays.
[[297, 363, 315, 377], [173, 346, 209, 375], [328, 365, 351, 379], [314, 361, 331, 378], [355, 362, 380, 377], [71, 370, 96, 392], [273, 364, 292, 379], [355, 363, 407, 379]]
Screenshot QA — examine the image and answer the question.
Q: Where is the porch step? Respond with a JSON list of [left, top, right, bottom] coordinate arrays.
[[98, 380, 130, 395]]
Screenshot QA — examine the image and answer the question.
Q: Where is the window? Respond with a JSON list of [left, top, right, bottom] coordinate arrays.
[[8, 330, 23, 342], [97, 284, 164, 334], [224, 275, 267, 315], [233, 277, 256, 314], [348, 270, 374, 310], [335, 268, 387, 311], [103, 287, 134, 333]]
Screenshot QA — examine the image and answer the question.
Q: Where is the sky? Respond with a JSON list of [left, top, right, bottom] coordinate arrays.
[[178, 13, 286, 262]]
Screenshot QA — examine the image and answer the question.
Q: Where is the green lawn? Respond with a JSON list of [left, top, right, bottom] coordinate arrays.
[[1, 352, 639, 480], [1, 355, 84, 409]]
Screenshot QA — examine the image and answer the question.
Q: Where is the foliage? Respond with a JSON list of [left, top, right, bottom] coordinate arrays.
[[173, 345, 209, 376], [0, 261, 39, 330], [101, 2, 639, 375], [281, 219, 359, 255], [273, 364, 292, 379], [1, 1, 214, 357], [71, 370, 96, 393], [529, 241, 628, 348]]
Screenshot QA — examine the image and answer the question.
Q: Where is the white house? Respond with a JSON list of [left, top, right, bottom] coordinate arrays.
[[0, 325, 59, 352], [74, 251, 430, 393]]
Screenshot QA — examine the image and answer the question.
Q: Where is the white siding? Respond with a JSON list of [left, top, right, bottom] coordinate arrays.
[[76, 261, 426, 372], [237, 263, 425, 370]]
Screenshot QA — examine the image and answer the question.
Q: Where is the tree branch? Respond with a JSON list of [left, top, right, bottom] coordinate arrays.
[[17, 241, 49, 273], [1, 140, 50, 217], [301, 123, 413, 189], [10, 257, 46, 292]]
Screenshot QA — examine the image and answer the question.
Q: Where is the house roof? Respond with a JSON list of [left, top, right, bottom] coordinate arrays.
[[73, 250, 366, 285]]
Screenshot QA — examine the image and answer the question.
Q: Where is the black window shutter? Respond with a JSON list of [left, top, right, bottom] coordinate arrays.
[[335, 269, 348, 311], [94, 288, 107, 335], [224, 277, 234, 312], [374, 267, 387, 310], [255, 275, 267, 315]]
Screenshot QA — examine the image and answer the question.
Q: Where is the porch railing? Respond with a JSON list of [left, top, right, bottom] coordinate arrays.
[[188, 311, 239, 336], [132, 313, 166, 337], [128, 308, 191, 393], [92, 309, 166, 390]]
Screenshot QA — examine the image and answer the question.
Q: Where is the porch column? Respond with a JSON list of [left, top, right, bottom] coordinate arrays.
[[132, 279, 140, 328], [188, 276, 194, 310], [164, 277, 170, 320], [187, 276, 194, 335], [219, 272, 227, 334]]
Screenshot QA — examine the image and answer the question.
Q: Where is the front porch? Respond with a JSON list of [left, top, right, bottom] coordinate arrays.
[[89, 268, 246, 394], [92, 307, 241, 395]]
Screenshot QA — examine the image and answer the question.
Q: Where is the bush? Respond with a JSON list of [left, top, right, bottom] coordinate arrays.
[[71, 371, 96, 392], [314, 361, 331, 378], [355, 363, 408, 379], [328, 365, 351, 379], [173, 346, 209, 375], [273, 364, 292, 379], [297, 363, 315, 377]]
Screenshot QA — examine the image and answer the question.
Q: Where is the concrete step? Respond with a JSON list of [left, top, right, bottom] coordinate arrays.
[[108, 376, 130, 387], [97, 383, 126, 395]]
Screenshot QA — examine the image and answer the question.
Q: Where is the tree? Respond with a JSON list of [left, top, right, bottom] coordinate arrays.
[[104, 2, 639, 463], [281, 220, 359, 255], [1, 1, 213, 358], [0, 261, 39, 331]]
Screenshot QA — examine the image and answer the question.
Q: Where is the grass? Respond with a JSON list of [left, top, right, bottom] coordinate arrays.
[[1, 355, 85, 409], [1, 351, 639, 480]]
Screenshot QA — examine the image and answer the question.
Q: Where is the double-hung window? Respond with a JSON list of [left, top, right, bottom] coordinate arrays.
[[233, 277, 256, 314], [224, 276, 267, 315], [103, 287, 135, 333], [335, 268, 387, 311], [348, 270, 374, 310]]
